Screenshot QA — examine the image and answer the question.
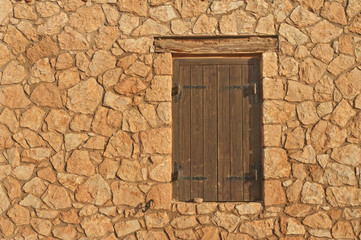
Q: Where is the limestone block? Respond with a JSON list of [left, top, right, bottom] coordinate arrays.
[[278, 23, 308, 45], [299, 57, 327, 84], [30, 218, 52, 236], [114, 220, 141, 238], [38, 12, 68, 36], [332, 221, 355, 238], [92, 107, 122, 137], [290, 145, 316, 164], [296, 101, 319, 125], [321, 1, 347, 25], [146, 183, 172, 210], [45, 109, 70, 133], [88, 50, 116, 77], [0, 85, 31, 109], [59, 27, 89, 50], [290, 5, 320, 27], [66, 150, 95, 176], [4, 25, 29, 54], [1, 60, 27, 85], [324, 162, 357, 187], [193, 14, 217, 34], [111, 182, 143, 207], [350, 14, 361, 34], [104, 130, 133, 158], [239, 219, 274, 238], [29, 58, 55, 84], [330, 99, 356, 127], [117, 159, 142, 181], [263, 100, 296, 124], [307, 20, 343, 43], [255, 14, 275, 35], [118, 37, 153, 54], [303, 211, 332, 229], [171, 216, 198, 229], [26, 37, 59, 64], [301, 181, 324, 204], [0, 0, 11, 25], [263, 78, 284, 100], [264, 148, 291, 178], [102, 5, 119, 26], [327, 54, 355, 76], [42, 185, 72, 209], [30, 83, 63, 108], [149, 6, 177, 22], [7, 204, 30, 225], [0, 43, 13, 68], [69, 5, 105, 33], [95, 26, 120, 49], [35, 1, 60, 17], [175, 0, 209, 18], [264, 180, 286, 205], [81, 214, 113, 238], [327, 186, 361, 207]]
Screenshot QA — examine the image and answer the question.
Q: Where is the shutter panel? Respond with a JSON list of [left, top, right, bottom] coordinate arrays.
[[173, 57, 261, 202]]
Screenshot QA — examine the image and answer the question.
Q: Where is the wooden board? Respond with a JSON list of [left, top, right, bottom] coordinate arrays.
[[155, 36, 278, 53]]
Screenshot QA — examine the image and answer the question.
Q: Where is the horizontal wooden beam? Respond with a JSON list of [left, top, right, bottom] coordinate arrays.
[[154, 36, 278, 53]]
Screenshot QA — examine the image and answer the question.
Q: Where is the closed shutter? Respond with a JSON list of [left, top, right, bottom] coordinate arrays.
[[172, 57, 261, 202]]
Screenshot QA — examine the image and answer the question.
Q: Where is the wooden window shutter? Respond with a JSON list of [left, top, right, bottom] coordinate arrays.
[[172, 57, 261, 202]]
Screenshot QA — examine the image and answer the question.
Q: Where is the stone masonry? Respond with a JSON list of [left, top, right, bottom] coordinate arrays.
[[0, 0, 361, 239]]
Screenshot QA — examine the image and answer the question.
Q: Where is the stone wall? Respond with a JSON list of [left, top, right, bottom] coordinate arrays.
[[0, 0, 360, 239]]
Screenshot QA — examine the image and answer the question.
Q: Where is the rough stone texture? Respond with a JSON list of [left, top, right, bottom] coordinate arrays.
[[1, 0, 361, 238], [66, 78, 104, 114]]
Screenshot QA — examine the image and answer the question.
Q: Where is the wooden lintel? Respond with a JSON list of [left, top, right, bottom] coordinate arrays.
[[154, 36, 278, 53]]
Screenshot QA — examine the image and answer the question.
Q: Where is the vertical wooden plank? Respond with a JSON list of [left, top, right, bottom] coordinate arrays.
[[242, 64, 252, 201], [203, 65, 218, 201], [172, 59, 180, 200], [229, 64, 244, 201], [248, 59, 262, 201], [190, 65, 204, 200], [179, 64, 191, 201], [218, 65, 231, 201]]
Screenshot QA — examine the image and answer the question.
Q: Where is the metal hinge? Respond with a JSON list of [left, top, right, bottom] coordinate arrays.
[[172, 162, 207, 181], [225, 169, 259, 182], [224, 83, 257, 94]]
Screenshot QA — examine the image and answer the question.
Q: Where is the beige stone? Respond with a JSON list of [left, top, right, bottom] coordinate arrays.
[[156, 102, 171, 125], [327, 186, 361, 207], [58, 68, 80, 89], [59, 27, 89, 50], [339, 35, 355, 55], [0, 0, 11, 25], [149, 5, 177, 22], [279, 57, 299, 77], [264, 148, 290, 179], [297, 101, 319, 125], [88, 50, 116, 77], [0, 165, 11, 181], [103, 68, 122, 89], [83, 136, 106, 150], [210, 1, 243, 14], [114, 77, 147, 96], [42, 185, 72, 209], [50, 151, 65, 172], [332, 221, 354, 238], [70, 5, 105, 33], [70, 114, 92, 132], [13, 129, 47, 148], [149, 156, 171, 182], [311, 121, 346, 153], [154, 53, 172, 75], [99, 158, 119, 179], [279, 23, 308, 45], [139, 103, 161, 128], [4, 25, 29, 54], [324, 162, 357, 187], [0, 217, 14, 237], [321, 1, 347, 25], [123, 109, 148, 132], [330, 99, 356, 127], [193, 14, 217, 34], [21, 147, 52, 163], [175, 0, 208, 18], [14, 3, 37, 20], [297, 0, 324, 12], [314, 75, 334, 101], [328, 54, 355, 76], [81, 214, 113, 238], [66, 78, 103, 114], [1, 60, 27, 85], [67, 150, 95, 176], [174, 229, 197, 239], [115, 220, 141, 238], [45, 109, 71, 133], [311, 44, 334, 64], [125, 61, 151, 77], [7, 204, 30, 225], [255, 14, 275, 35], [37, 167, 56, 183], [303, 211, 333, 229], [290, 5, 320, 27], [3, 177, 21, 200], [118, 37, 153, 54], [285, 218, 306, 235], [29, 58, 55, 84], [118, 13, 139, 35], [52, 225, 77, 240], [264, 180, 286, 205], [235, 202, 262, 215], [284, 203, 312, 218], [146, 183, 172, 210], [117, 0, 147, 16], [17, 21, 37, 41], [61, 0, 85, 12], [30, 218, 52, 236], [102, 4, 119, 26], [145, 76, 171, 102], [64, 133, 89, 151], [350, 14, 361, 34], [30, 83, 63, 108], [0, 186, 9, 216], [116, 54, 137, 70], [301, 181, 324, 204], [92, 107, 122, 137], [263, 100, 295, 124], [95, 26, 119, 49], [262, 52, 278, 77], [56, 53, 74, 70], [285, 127, 305, 149], [290, 145, 316, 164], [0, 109, 19, 133], [300, 58, 327, 84], [171, 216, 198, 229], [60, 209, 80, 224], [171, 19, 192, 35], [111, 182, 143, 206], [140, 128, 171, 154], [0, 43, 13, 69], [117, 159, 142, 181], [335, 68, 361, 100], [58, 173, 85, 192], [264, 125, 282, 147], [26, 37, 59, 64], [145, 212, 169, 229], [307, 20, 343, 43], [262, 78, 283, 100], [20, 106, 45, 131], [38, 12, 68, 36], [239, 219, 274, 238], [36, 1, 59, 17], [211, 212, 240, 232], [286, 180, 303, 203], [104, 130, 133, 158], [285, 81, 313, 102], [0, 85, 30, 109], [13, 164, 35, 180], [331, 144, 361, 167]]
